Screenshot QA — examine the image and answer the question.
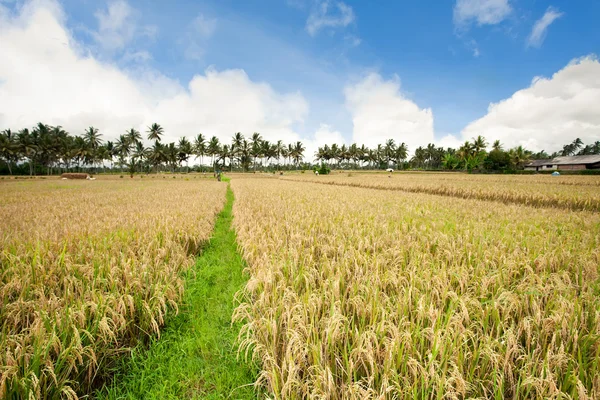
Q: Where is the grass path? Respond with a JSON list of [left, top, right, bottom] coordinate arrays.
[[97, 184, 257, 399]]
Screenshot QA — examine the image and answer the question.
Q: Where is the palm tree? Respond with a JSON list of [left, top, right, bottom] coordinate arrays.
[[412, 146, 426, 169], [178, 137, 192, 172], [207, 136, 221, 171], [0, 129, 16, 175], [292, 141, 305, 169], [395, 142, 408, 169], [237, 139, 252, 171], [194, 134, 206, 169], [147, 123, 164, 142], [472, 135, 488, 154], [126, 128, 142, 147], [132, 141, 148, 173], [16, 129, 35, 175], [384, 139, 396, 168], [492, 140, 503, 152], [250, 133, 263, 171], [275, 140, 285, 169], [509, 145, 530, 169], [231, 132, 244, 159], [84, 126, 103, 172], [114, 135, 131, 173], [165, 142, 178, 172], [149, 141, 165, 173], [261, 140, 272, 169]]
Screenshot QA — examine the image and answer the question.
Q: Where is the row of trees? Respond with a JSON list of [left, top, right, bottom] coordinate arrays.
[[0, 124, 306, 175], [1, 124, 599, 175], [315, 136, 600, 171]]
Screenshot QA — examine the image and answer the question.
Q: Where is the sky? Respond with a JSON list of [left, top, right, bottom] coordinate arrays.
[[1, 0, 599, 160]]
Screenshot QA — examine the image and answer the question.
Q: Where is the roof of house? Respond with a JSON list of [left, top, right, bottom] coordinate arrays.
[[551, 155, 600, 165], [526, 159, 551, 167], [526, 155, 600, 167]]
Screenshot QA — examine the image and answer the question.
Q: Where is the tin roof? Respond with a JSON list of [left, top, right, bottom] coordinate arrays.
[[526, 155, 600, 166]]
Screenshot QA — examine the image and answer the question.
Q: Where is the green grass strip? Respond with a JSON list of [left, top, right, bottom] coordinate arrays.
[[97, 184, 257, 399]]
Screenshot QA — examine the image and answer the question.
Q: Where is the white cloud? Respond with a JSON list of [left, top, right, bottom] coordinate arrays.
[[306, 1, 355, 36], [454, 0, 512, 28], [190, 14, 217, 38], [527, 7, 563, 48], [184, 14, 217, 61], [303, 123, 346, 162], [437, 134, 463, 150], [459, 56, 600, 152], [92, 0, 156, 53], [344, 73, 434, 152], [344, 34, 361, 47], [122, 50, 152, 63], [0, 1, 308, 151]]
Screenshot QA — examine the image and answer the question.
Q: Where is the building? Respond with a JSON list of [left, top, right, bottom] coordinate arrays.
[[525, 155, 600, 171]]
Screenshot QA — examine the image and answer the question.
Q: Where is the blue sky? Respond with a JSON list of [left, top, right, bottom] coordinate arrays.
[[1, 0, 600, 155]]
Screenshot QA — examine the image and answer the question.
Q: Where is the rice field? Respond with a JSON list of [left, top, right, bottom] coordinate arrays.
[[232, 176, 600, 399], [1, 173, 599, 399], [0, 177, 226, 399], [280, 173, 600, 212]]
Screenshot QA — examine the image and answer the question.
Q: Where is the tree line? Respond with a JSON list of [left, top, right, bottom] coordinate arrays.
[[1, 123, 599, 175], [0, 123, 306, 175], [315, 137, 600, 172]]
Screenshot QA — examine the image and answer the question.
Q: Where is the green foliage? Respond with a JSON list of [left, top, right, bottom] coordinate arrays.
[[484, 149, 511, 171], [314, 163, 331, 175]]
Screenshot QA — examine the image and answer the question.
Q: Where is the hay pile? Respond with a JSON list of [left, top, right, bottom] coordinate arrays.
[[60, 173, 90, 180]]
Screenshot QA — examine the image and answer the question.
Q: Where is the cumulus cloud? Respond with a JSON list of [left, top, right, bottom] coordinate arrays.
[[454, 0, 512, 28], [306, 1, 355, 36], [459, 56, 600, 152], [0, 1, 308, 149], [303, 123, 346, 162], [527, 7, 563, 48], [344, 73, 434, 152]]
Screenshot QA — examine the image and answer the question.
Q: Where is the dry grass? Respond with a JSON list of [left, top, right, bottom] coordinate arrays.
[[281, 173, 600, 212], [0, 179, 226, 399], [232, 178, 600, 399]]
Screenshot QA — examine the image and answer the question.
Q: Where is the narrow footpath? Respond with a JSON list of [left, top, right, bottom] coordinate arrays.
[[97, 184, 257, 399]]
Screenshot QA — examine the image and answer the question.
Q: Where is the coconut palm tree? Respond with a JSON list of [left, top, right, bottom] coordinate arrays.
[[193, 133, 206, 168], [275, 140, 285, 168], [83, 126, 103, 172], [472, 135, 488, 153], [250, 133, 262, 171], [492, 140, 503, 151], [165, 142, 178, 172], [147, 123, 164, 142], [509, 145, 530, 169], [207, 136, 221, 171], [126, 128, 142, 147], [395, 142, 408, 169], [178, 137, 192, 172], [149, 141, 166, 173], [231, 132, 244, 162], [0, 129, 16, 175], [114, 135, 131, 173], [292, 141, 305, 169], [132, 141, 148, 173]]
